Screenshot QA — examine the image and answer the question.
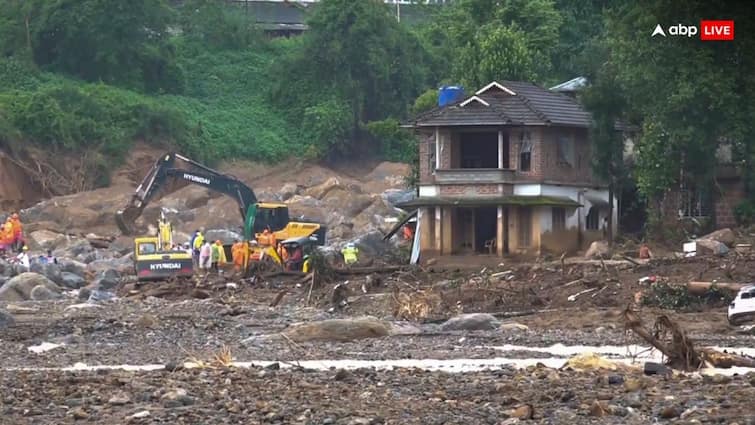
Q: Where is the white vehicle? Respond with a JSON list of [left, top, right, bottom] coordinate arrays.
[[728, 285, 755, 325]]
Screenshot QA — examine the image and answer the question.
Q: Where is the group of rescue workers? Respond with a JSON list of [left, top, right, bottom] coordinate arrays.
[[184, 226, 359, 274], [0, 212, 55, 273]]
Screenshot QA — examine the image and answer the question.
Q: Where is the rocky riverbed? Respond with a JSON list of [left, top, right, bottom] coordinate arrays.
[[3, 357, 755, 424], [2, 288, 755, 424]]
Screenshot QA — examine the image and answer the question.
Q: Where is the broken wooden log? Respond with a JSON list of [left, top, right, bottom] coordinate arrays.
[[269, 290, 287, 308], [334, 265, 406, 275], [624, 307, 755, 371], [687, 281, 745, 295], [700, 348, 755, 369], [262, 270, 308, 279]]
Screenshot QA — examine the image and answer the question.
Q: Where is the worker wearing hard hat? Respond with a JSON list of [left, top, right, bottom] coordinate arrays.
[[341, 242, 359, 266], [15, 245, 30, 271]]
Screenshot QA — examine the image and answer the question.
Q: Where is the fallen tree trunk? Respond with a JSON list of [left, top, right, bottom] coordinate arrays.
[[334, 266, 406, 275], [687, 281, 745, 295], [624, 307, 755, 371]]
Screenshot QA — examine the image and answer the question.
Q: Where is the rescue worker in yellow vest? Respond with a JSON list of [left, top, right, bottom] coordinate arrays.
[[341, 242, 359, 266]]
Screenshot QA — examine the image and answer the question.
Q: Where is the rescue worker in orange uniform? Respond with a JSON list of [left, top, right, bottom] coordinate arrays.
[[11, 213, 23, 251], [402, 224, 414, 241], [231, 240, 245, 272], [260, 227, 276, 247], [3, 218, 15, 250]]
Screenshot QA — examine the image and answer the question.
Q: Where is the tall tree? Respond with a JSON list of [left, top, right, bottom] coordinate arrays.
[[418, 0, 562, 88], [271, 0, 430, 157], [26, 0, 182, 93], [601, 0, 743, 215], [581, 61, 627, 244]]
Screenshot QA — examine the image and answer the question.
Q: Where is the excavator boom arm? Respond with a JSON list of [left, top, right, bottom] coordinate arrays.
[[116, 153, 257, 236]]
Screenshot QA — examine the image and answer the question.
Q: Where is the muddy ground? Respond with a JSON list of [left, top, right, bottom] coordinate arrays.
[[2, 255, 755, 424]]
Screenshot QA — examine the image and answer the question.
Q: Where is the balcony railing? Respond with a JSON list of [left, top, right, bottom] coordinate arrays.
[[434, 168, 516, 184]]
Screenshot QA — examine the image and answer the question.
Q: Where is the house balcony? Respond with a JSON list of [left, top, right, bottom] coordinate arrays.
[[434, 168, 516, 184]]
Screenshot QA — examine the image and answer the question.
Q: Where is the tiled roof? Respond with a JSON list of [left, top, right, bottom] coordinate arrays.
[[409, 80, 593, 128]]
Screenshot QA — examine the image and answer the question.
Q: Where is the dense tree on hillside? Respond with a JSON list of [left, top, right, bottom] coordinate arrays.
[[418, 0, 561, 88], [600, 1, 749, 195], [0, 0, 183, 94], [271, 0, 430, 158]]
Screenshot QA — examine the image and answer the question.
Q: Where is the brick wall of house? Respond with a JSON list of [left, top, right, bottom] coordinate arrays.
[[509, 127, 545, 179], [418, 131, 433, 184], [715, 180, 745, 228], [540, 127, 598, 185], [439, 129, 452, 169], [438, 184, 513, 197]]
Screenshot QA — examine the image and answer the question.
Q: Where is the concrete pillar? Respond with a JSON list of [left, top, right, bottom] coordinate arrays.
[[435, 127, 441, 170], [441, 207, 453, 254], [498, 130, 504, 169], [434, 207, 442, 252], [509, 206, 518, 252], [419, 208, 432, 252], [496, 206, 504, 256]]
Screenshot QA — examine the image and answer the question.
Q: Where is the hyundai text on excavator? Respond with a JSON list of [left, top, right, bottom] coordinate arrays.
[[115, 153, 326, 269], [133, 212, 193, 281]]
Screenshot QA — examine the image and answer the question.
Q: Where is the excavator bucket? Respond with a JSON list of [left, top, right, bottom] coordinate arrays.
[[115, 207, 140, 236]]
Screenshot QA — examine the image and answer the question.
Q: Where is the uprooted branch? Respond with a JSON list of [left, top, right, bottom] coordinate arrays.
[[623, 306, 755, 371]]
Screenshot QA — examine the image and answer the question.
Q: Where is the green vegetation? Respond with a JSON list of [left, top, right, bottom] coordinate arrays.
[[0, 0, 753, 222], [642, 282, 733, 311]]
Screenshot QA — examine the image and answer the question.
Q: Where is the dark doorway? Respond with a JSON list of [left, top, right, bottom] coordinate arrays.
[[474, 207, 498, 252], [460, 132, 501, 168]]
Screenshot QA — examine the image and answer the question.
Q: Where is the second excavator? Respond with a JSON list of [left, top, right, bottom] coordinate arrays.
[[115, 153, 327, 250]]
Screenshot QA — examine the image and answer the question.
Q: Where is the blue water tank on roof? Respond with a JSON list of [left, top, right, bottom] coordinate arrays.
[[438, 85, 465, 107]]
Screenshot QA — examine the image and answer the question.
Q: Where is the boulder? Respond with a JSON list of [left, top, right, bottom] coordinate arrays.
[[0, 308, 15, 329], [440, 313, 500, 331], [700, 228, 736, 247], [88, 288, 116, 303], [305, 177, 343, 200], [60, 272, 87, 289], [58, 259, 87, 277], [88, 257, 132, 275], [29, 262, 64, 286], [281, 317, 391, 343], [108, 236, 135, 255], [30, 285, 62, 301], [347, 231, 391, 259], [695, 239, 729, 256], [54, 239, 94, 259], [0, 273, 60, 302], [78, 286, 92, 301], [27, 230, 67, 251], [279, 183, 300, 201], [0, 258, 14, 277], [205, 229, 244, 245], [381, 189, 416, 207], [584, 241, 610, 259], [92, 269, 121, 291]]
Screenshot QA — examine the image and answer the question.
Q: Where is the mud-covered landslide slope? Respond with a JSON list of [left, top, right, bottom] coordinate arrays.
[[21, 146, 414, 243], [0, 152, 43, 211]]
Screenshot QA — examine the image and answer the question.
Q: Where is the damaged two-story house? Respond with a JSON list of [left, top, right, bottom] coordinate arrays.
[[400, 81, 617, 257]]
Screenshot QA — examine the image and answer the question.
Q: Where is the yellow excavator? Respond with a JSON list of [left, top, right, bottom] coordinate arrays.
[[116, 153, 327, 271], [133, 212, 193, 281]]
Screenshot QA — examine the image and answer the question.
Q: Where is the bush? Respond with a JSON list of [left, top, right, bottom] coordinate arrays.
[[734, 199, 755, 226], [642, 281, 733, 311], [364, 118, 417, 163], [411, 89, 438, 116], [302, 98, 353, 158]]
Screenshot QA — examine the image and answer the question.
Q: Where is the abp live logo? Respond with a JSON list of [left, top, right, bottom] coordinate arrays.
[[652, 20, 734, 41], [700, 20, 734, 40]]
